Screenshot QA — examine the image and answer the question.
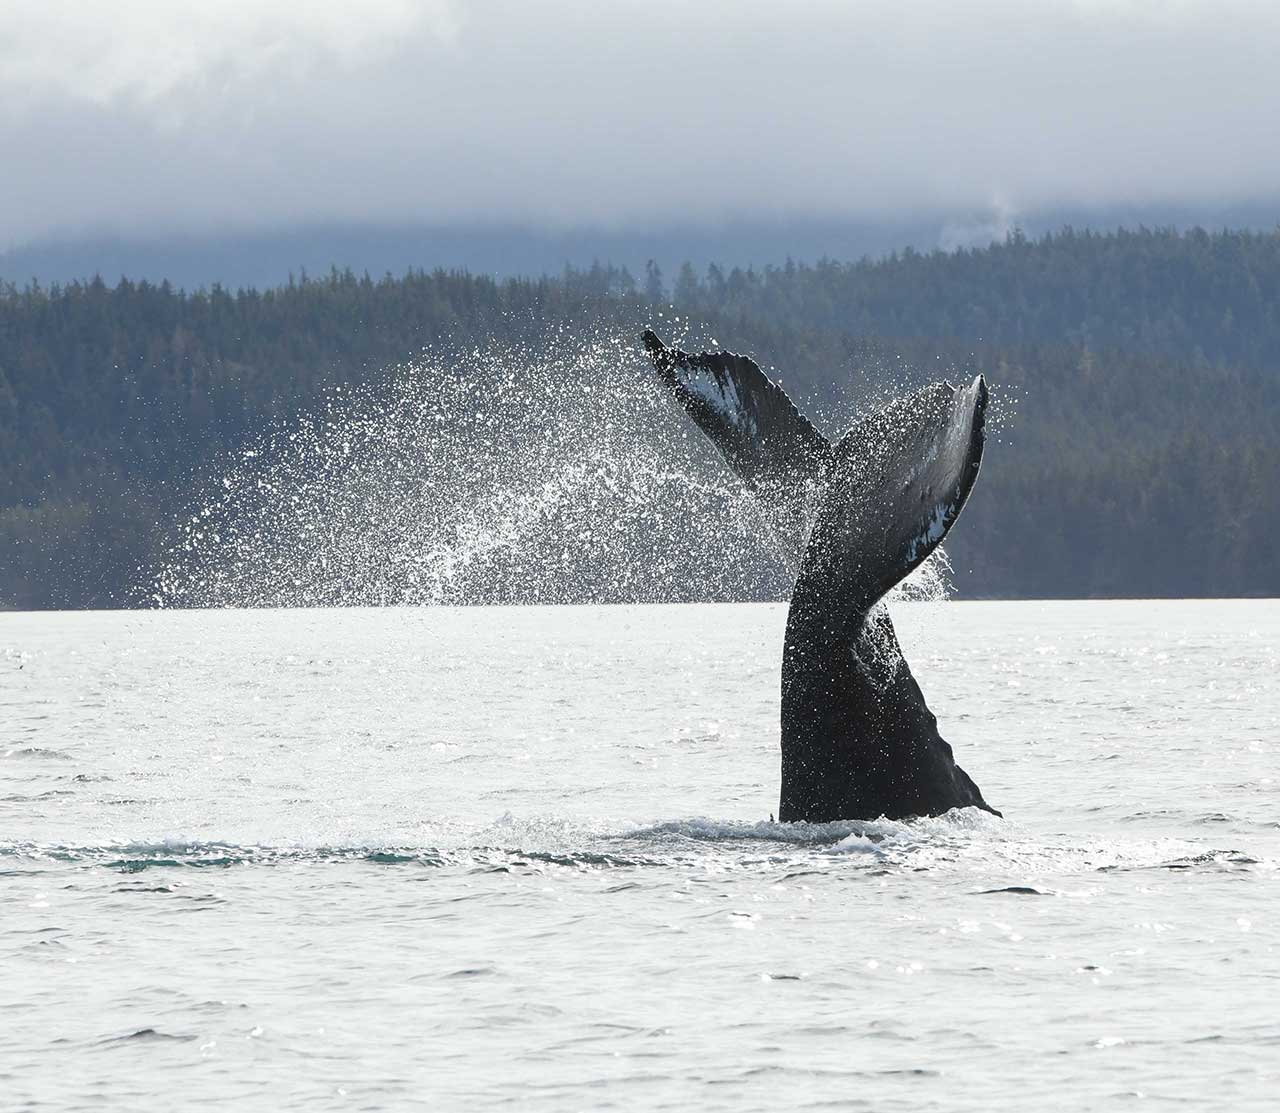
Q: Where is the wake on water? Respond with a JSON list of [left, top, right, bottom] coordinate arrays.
[[3, 807, 1262, 882]]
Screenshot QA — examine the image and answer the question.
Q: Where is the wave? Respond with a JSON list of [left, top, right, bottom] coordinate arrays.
[[2, 746, 74, 761], [0, 807, 1268, 878]]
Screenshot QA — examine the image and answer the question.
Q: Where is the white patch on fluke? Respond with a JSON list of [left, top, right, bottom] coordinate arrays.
[[681, 368, 756, 437], [907, 501, 952, 565]]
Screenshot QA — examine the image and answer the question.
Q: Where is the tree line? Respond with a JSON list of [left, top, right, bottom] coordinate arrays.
[[2, 226, 1278, 608]]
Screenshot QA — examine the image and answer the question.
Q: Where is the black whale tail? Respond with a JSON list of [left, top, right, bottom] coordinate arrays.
[[639, 329, 986, 608], [640, 329, 831, 575], [642, 330, 1000, 822], [778, 373, 997, 821], [792, 374, 988, 633]]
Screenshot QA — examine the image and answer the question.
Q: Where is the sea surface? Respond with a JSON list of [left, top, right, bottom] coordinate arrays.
[[1, 600, 1276, 1111]]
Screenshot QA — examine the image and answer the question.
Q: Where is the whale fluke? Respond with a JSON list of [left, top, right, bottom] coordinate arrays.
[[641, 330, 831, 573], [642, 331, 999, 822], [795, 375, 988, 629]]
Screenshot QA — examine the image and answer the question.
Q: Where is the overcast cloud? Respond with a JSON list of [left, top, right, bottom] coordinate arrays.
[[3, 0, 1280, 248]]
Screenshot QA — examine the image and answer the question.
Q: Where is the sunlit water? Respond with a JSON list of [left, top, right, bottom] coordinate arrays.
[[2, 600, 1276, 1111]]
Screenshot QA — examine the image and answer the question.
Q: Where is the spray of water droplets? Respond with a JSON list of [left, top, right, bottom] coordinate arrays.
[[149, 327, 956, 610], [150, 331, 796, 608]]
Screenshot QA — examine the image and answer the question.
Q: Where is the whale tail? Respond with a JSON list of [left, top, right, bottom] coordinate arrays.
[[642, 331, 998, 821], [641, 330, 986, 610], [792, 374, 988, 633], [641, 330, 831, 575], [782, 374, 997, 821]]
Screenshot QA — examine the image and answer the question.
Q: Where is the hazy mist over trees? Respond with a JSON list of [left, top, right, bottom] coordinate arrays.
[[8, 202, 1280, 294]]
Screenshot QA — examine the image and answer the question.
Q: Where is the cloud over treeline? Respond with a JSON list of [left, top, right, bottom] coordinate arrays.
[[4, 0, 1280, 246]]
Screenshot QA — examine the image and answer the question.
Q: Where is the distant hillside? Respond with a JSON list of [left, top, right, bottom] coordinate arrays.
[[2, 226, 1279, 608], [666, 225, 1280, 369]]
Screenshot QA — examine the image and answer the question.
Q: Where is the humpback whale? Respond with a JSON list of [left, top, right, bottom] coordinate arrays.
[[642, 330, 999, 822]]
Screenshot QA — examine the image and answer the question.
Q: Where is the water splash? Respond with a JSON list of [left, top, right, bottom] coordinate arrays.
[[893, 547, 953, 604], [151, 330, 790, 608], [150, 326, 958, 611]]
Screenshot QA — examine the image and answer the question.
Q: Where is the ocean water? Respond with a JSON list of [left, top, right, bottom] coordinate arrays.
[[1, 600, 1276, 1111]]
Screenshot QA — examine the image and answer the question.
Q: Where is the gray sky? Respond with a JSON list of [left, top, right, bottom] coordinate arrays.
[[4, 0, 1280, 249]]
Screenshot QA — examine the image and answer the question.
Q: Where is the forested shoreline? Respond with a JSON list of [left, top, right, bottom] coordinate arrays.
[[3, 226, 1279, 608]]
